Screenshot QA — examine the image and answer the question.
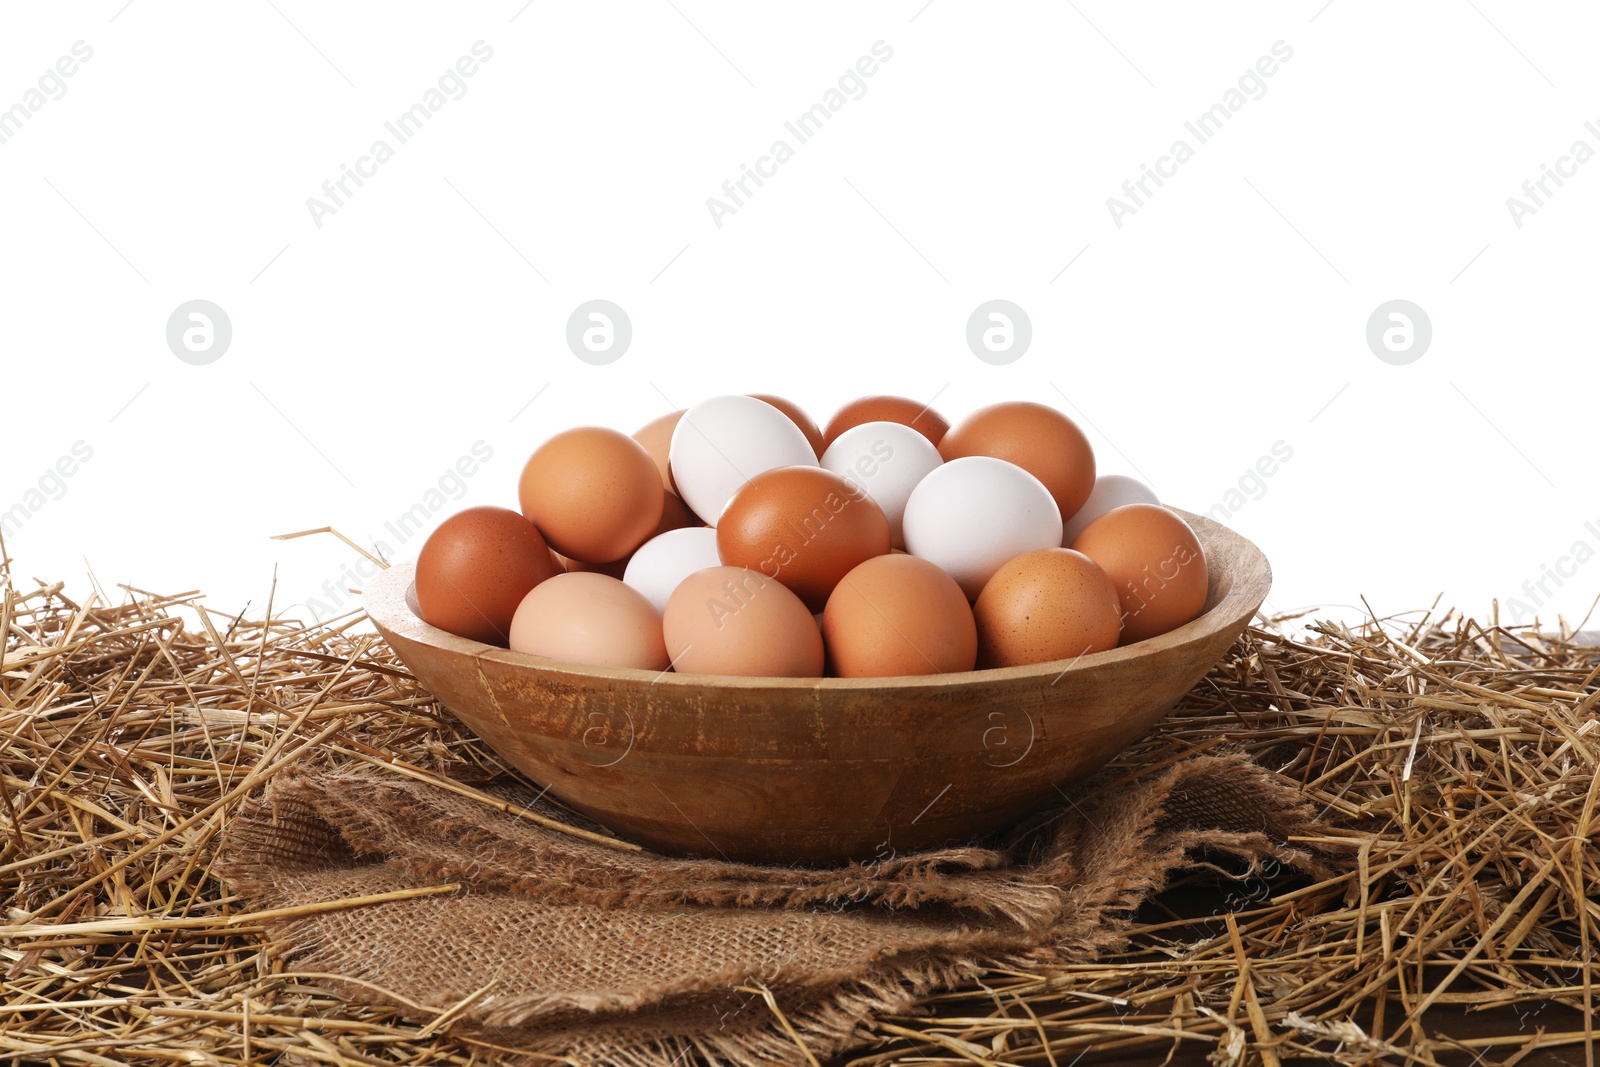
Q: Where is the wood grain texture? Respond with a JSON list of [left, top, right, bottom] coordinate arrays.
[[365, 509, 1272, 865]]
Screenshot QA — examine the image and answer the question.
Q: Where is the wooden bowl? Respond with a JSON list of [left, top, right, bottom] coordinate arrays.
[[364, 509, 1270, 865]]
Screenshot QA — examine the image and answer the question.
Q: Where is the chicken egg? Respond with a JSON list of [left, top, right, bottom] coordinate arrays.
[[749, 394, 824, 458], [716, 466, 891, 612], [669, 395, 818, 525], [822, 554, 976, 677], [1061, 474, 1160, 547], [414, 506, 561, 646], [819, 421, 943, 549], [939, 401, 1096, 523], [555, 490, 699, 580], [901, 457, 1063, 598], [507, 571, 669, 670], [973, 548, 1121, 668], [821, 394, 949, 451], [663, 566, 824, 677], [1070, 504, 1208, 644], [518, 427, 663, 563], [632, 410, 684, 492], [623, 527, 722, 614]]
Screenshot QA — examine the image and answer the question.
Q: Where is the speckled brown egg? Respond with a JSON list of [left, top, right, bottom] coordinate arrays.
[[1069, 504, 1208, 645], [973, 548, 1121, 668], [414, 506, 560, 646]]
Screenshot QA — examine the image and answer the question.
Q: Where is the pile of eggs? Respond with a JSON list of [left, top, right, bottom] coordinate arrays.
[[412, 394, 1210, 678]]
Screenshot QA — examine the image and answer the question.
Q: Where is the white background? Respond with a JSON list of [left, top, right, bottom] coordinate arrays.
[[2, 1, 1596, 633]]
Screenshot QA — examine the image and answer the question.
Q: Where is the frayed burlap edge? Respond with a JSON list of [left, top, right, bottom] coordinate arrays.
[[218, 752, 1337, 1066]]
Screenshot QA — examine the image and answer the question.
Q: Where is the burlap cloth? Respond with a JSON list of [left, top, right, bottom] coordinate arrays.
[[217, 752, 1336, 1065]]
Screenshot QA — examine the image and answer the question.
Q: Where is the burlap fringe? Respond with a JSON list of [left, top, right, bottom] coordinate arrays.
[[217, 752, 1333, 1065]]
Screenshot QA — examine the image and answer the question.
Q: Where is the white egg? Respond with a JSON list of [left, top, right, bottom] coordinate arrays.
[[1061, 474, 1160, 547], [818, 421, 943, 549], [669, 395, 818, 526], [623, 527, 722, 614], [902, 457, 1063, 598]]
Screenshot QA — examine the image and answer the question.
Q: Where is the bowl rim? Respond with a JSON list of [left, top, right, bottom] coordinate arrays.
[[364, 507, 1271, 689]]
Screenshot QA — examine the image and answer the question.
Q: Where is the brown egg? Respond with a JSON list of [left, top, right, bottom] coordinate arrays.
[[414, 506, 560, 645], [554, 551, 628, 580], [973, 549, 1121, 668], [508, 572, 669, 670], [749, 394, 824, 458], [655, 489, 703, 534], [717, 466, 892, 612], [821, 395, 950, 451], [632, 410, 683, 492], [822, 554, 976, 677], [518, 427, 664, 563], [554, 491, 700, 578], [939, 402, 1096, 522], [1070, 504, 1208, 645], [663, 566, 824, 677]]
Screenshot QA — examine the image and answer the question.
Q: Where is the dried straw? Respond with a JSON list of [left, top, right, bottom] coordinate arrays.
[[3, 538, 1597, 1065]]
